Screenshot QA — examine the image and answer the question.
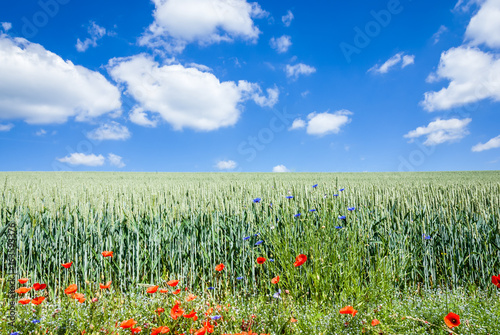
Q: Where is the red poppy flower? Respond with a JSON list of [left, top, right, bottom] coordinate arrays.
[[492, 274, 500, 288], [271, 276, 280, 284], [339, 305, 358, 317], [205, 307, 213, 316], [61, 262, 73, 269], [31, 296, 45, 305], [167, 279, 179, 287], [183, 310, 197, 318], [290, 317, 297, 323], [15, 287, 31, 295], [64, 284, 78, 295], [371, 319, 380, 326], [215, 263, 224, 272], [78, 297, 85, 303], [18, 298, 31, 304], [120, 319, 137, 329], [256, 257, 266, 264], [170, 302, 184, 320], [131, 327, 141, 334], [444, 312, 460, 328], [101, 251, 113, 258], [100, 281, 112, 290], [294, 254, 307, 267], [172, 288, 181, 295], [146, 285, 159, 294], [186, 293, 197, 302], [159, 289, 169, 293], [72, 293, 85, 300], [33, 283, 47, 291], [155, 307, 165, 315], [151, 326, 170, 335], [18, 278, 29, 284]]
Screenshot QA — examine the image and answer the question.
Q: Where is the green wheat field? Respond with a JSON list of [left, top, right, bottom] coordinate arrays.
[[1, 171, 500, 334]]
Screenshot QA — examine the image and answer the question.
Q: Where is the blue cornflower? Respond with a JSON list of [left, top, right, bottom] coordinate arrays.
[[338, 215, 346, 220], [208, 287, 215, 290], [243, 236, 250, 240], [347, 207, 355, 211], [312, 184, 318, 188], [333, 194, 339, 197], [273, 289, 282, 299], [255, 240, 263, 246], [32, 319, 41, 324], [212, 315, 222, 320], [254, 233, 260, 237], [269, 203, 273, 207], [335, 226, 343, 229], [11, 332, 20, 335], [423, 234, 431, 240], [269, 259, 274, 262], [309, 209, 316, 212], [236, 276, 244, 280], [286, 195, 294, 199], [253, 198, 261, 203], [294, 213, 301, 217], [339, 188, 345, 191]]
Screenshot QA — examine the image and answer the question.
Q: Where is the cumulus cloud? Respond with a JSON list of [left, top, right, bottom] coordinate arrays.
[[129, 106, 158, 127], [108, 153, 125, 168], [369, 52, 415, 74], [288, 118, 306, 130], [0, 123, 13, 131], [57, 153, 105, 166], [216, 160, 237, 170], [306, 110, 352, 136], [87, 122, 131, 141], [272, 164, 290, 172], [1, 22, 12, 32], [270, 35, 291, 53], [108, 54, 278, 131], [139, 0, 268, 52], [285, 63, 316, 80], [465, 0, 500, 48], [0, 34, 121, 124], [422, 47, 500, 111], [472, 134, 500, 152], [404, 118, 472, 146], [282, 10, 294, 27], [76, 22, 107, 52]]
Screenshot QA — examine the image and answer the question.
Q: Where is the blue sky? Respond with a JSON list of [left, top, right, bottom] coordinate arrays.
[[0, 0, 499, 172]]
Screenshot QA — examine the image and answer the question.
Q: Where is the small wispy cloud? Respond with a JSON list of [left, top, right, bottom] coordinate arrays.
[[285, 63, 316, 80], [368, 52, 415, 74], [472, 135, 500, 152], [0, 123, 14, 132], [270, 35, 292, 53], [216, 160, 237, 170], [76, 21, 107, 52], [282, 10, 294, 27], [108, 153, 125, 168], [272, 164, 290, 172], [57, 153, 105, 166]]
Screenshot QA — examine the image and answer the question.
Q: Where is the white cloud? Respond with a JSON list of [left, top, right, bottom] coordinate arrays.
[[465, 0, 500, 48], [270, 35, 291, 53], [282, 10, 294, 27], [139, 0, 268, 52], [404, 118, 472, 146], [1, 22, 12, 32], [402, 54, 415, 68], [472, 134, 500, 152], [0, 123, 13, 131], [0, 34, 121, 124], [432, 25, 448, 44], [57, 153, 105, 166], [185, 63, 212, 72], [422, 47, 500, 111], [285, 63, 316, 80], [369, 52, 415, 74], [108, 153, 125, 168], [87, 122, 131, 141], [216, 160, 237, 170], [454, 0, 482, 12], [306, 110, 352, 136], [76, 22, 107, 52], [129, 106, 158, 127], [301, 90, 310, 98], [108, 54, 277, 131], [35, 129, 46, 136], [239, 82, 279, 107], [288, 118, 305, 130], [272, 164, 290, 172]]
